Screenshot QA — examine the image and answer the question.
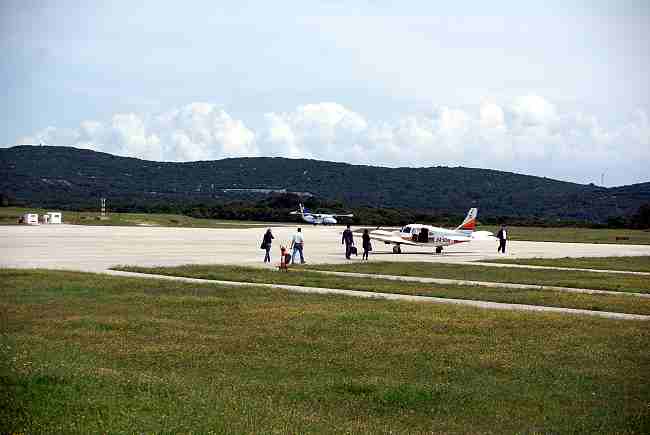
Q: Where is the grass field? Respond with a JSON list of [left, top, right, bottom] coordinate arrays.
[[481, 256, 650, 273], [117, 265, 650, 315], [481, 225, 650, 245], [2, 269, 648, 433], [301, 262, 650, 295], [0, 207, 292, 229]]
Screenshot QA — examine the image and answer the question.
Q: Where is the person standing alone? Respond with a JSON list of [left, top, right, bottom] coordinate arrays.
[[291, 227, 305, 264], [261, 228, 274, 263], [362, 229, 372, 260], [496, 224, 507, 254], [342, 225, 355, 259]]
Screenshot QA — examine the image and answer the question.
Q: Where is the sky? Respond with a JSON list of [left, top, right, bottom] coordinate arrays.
[[1, 0, 649, 186]]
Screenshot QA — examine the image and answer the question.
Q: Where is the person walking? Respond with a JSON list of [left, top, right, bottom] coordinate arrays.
[[496, 224, 507, 254], [342, 224, 355, 259], [290, 227, 305, 264], [362, 229, 372, 260], [261, 228, 274, 263]]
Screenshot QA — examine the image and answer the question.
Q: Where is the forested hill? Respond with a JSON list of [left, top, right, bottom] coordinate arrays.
[[2, 145, 649, 223]]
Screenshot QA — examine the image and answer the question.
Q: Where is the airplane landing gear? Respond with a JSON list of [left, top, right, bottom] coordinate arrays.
[[435, 246, 443, 254], [393, 245, 402, 254]]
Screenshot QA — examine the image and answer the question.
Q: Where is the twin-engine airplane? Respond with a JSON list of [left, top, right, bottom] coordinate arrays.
[[370, 208, 493, 254], [290, 203, 354, 225]]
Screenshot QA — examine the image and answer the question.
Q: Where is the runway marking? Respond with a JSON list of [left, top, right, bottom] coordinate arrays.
[[307, 270, 650, 299], [104, 270, 650, 321]]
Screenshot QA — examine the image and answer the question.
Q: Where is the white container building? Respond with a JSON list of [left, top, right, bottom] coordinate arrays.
[[22, 213, 39, 225], [45, 212, 62, 224]]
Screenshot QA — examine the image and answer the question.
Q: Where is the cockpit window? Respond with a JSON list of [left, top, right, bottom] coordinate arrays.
[[403, 226, 411, 233]]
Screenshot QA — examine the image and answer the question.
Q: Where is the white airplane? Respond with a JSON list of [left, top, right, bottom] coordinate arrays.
[[370, 208, 493, 254], [290, 203, 354, 225]]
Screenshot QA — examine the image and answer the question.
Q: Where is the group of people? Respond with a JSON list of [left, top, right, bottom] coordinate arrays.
[[260, 227, 306, 264], [261, 223, 509, 263], [260, 225, 373, 264], [341, 225, 372, 260], [342, 225, 372, 260]]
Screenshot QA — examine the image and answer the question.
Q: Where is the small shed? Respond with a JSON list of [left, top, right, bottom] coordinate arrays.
[[22, 213, 39, 225], [46, 212, 62, 224]]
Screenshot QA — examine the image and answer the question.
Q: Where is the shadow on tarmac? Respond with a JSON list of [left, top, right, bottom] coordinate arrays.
[[370, 250, 482, 256]]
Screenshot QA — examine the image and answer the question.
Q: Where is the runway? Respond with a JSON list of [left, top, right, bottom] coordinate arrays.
[[2, 224, 650, 272]]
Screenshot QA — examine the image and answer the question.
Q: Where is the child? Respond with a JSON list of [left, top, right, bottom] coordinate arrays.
[[279, 246, 289, 271]]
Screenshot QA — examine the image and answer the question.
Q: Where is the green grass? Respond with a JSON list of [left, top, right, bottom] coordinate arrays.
[[0, 206, 292, 228], [304, 261, 650, 295], [481, 225, 650, 245], [116, 265, 650, 315], [481, 256, 650, 273], [2, 269, 649, 433]]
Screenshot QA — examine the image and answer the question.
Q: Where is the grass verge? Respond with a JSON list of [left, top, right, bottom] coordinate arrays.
[[2, 269, 649, 433], [116, 265, 650, 315], [0, 207, 292, 228], [302, 261, 650, 295], [480, 256, 650, 273], [480, 225, 650, 245]]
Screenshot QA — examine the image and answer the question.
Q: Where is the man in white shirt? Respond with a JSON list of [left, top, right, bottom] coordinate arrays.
[[291, 227, 305, 264]]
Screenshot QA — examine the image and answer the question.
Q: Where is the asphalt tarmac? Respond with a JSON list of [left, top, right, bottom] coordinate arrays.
[[2, 224, 650, 272]]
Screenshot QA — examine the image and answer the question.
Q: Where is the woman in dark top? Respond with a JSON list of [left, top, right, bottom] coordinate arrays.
[[362, 229, 372, 260], [261, 229, 274, 263]]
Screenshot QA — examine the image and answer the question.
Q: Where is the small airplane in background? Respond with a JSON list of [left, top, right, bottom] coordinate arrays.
[[370, 208, 493, 254], [290, 203, 354, 225]]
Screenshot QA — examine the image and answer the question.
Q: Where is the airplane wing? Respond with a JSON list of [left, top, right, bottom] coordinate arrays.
[[470, 230, 495, 240], [445, 235, 473, 243], [369, 231, 419, 246], [307, 212, 353, 218]]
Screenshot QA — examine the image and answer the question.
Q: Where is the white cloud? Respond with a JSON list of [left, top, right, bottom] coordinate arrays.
[[19, 102, 257, 162], [480, 102, 506, 130], [511, 94, 559, 126], [16, 98, 650, 186], [260, 102, 368, 160], [156, 103, 257, 161], [263, 113, 300, 158]]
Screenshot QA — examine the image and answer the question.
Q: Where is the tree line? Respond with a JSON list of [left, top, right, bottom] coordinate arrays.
[[2, 191, 649, 229]]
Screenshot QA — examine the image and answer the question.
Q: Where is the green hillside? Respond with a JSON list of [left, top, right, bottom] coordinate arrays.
[[1, 145, 649, 223]]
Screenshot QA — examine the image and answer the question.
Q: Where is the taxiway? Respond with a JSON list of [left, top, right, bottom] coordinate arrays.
[[2, 224, 650, 272]]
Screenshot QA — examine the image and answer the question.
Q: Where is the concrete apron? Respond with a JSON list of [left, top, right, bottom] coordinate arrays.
[[104, 270, 650, 321]]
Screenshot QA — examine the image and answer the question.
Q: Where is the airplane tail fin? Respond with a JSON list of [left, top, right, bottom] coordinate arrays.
[[455, 208, 477, 232], [299, 203, 304, 215]]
